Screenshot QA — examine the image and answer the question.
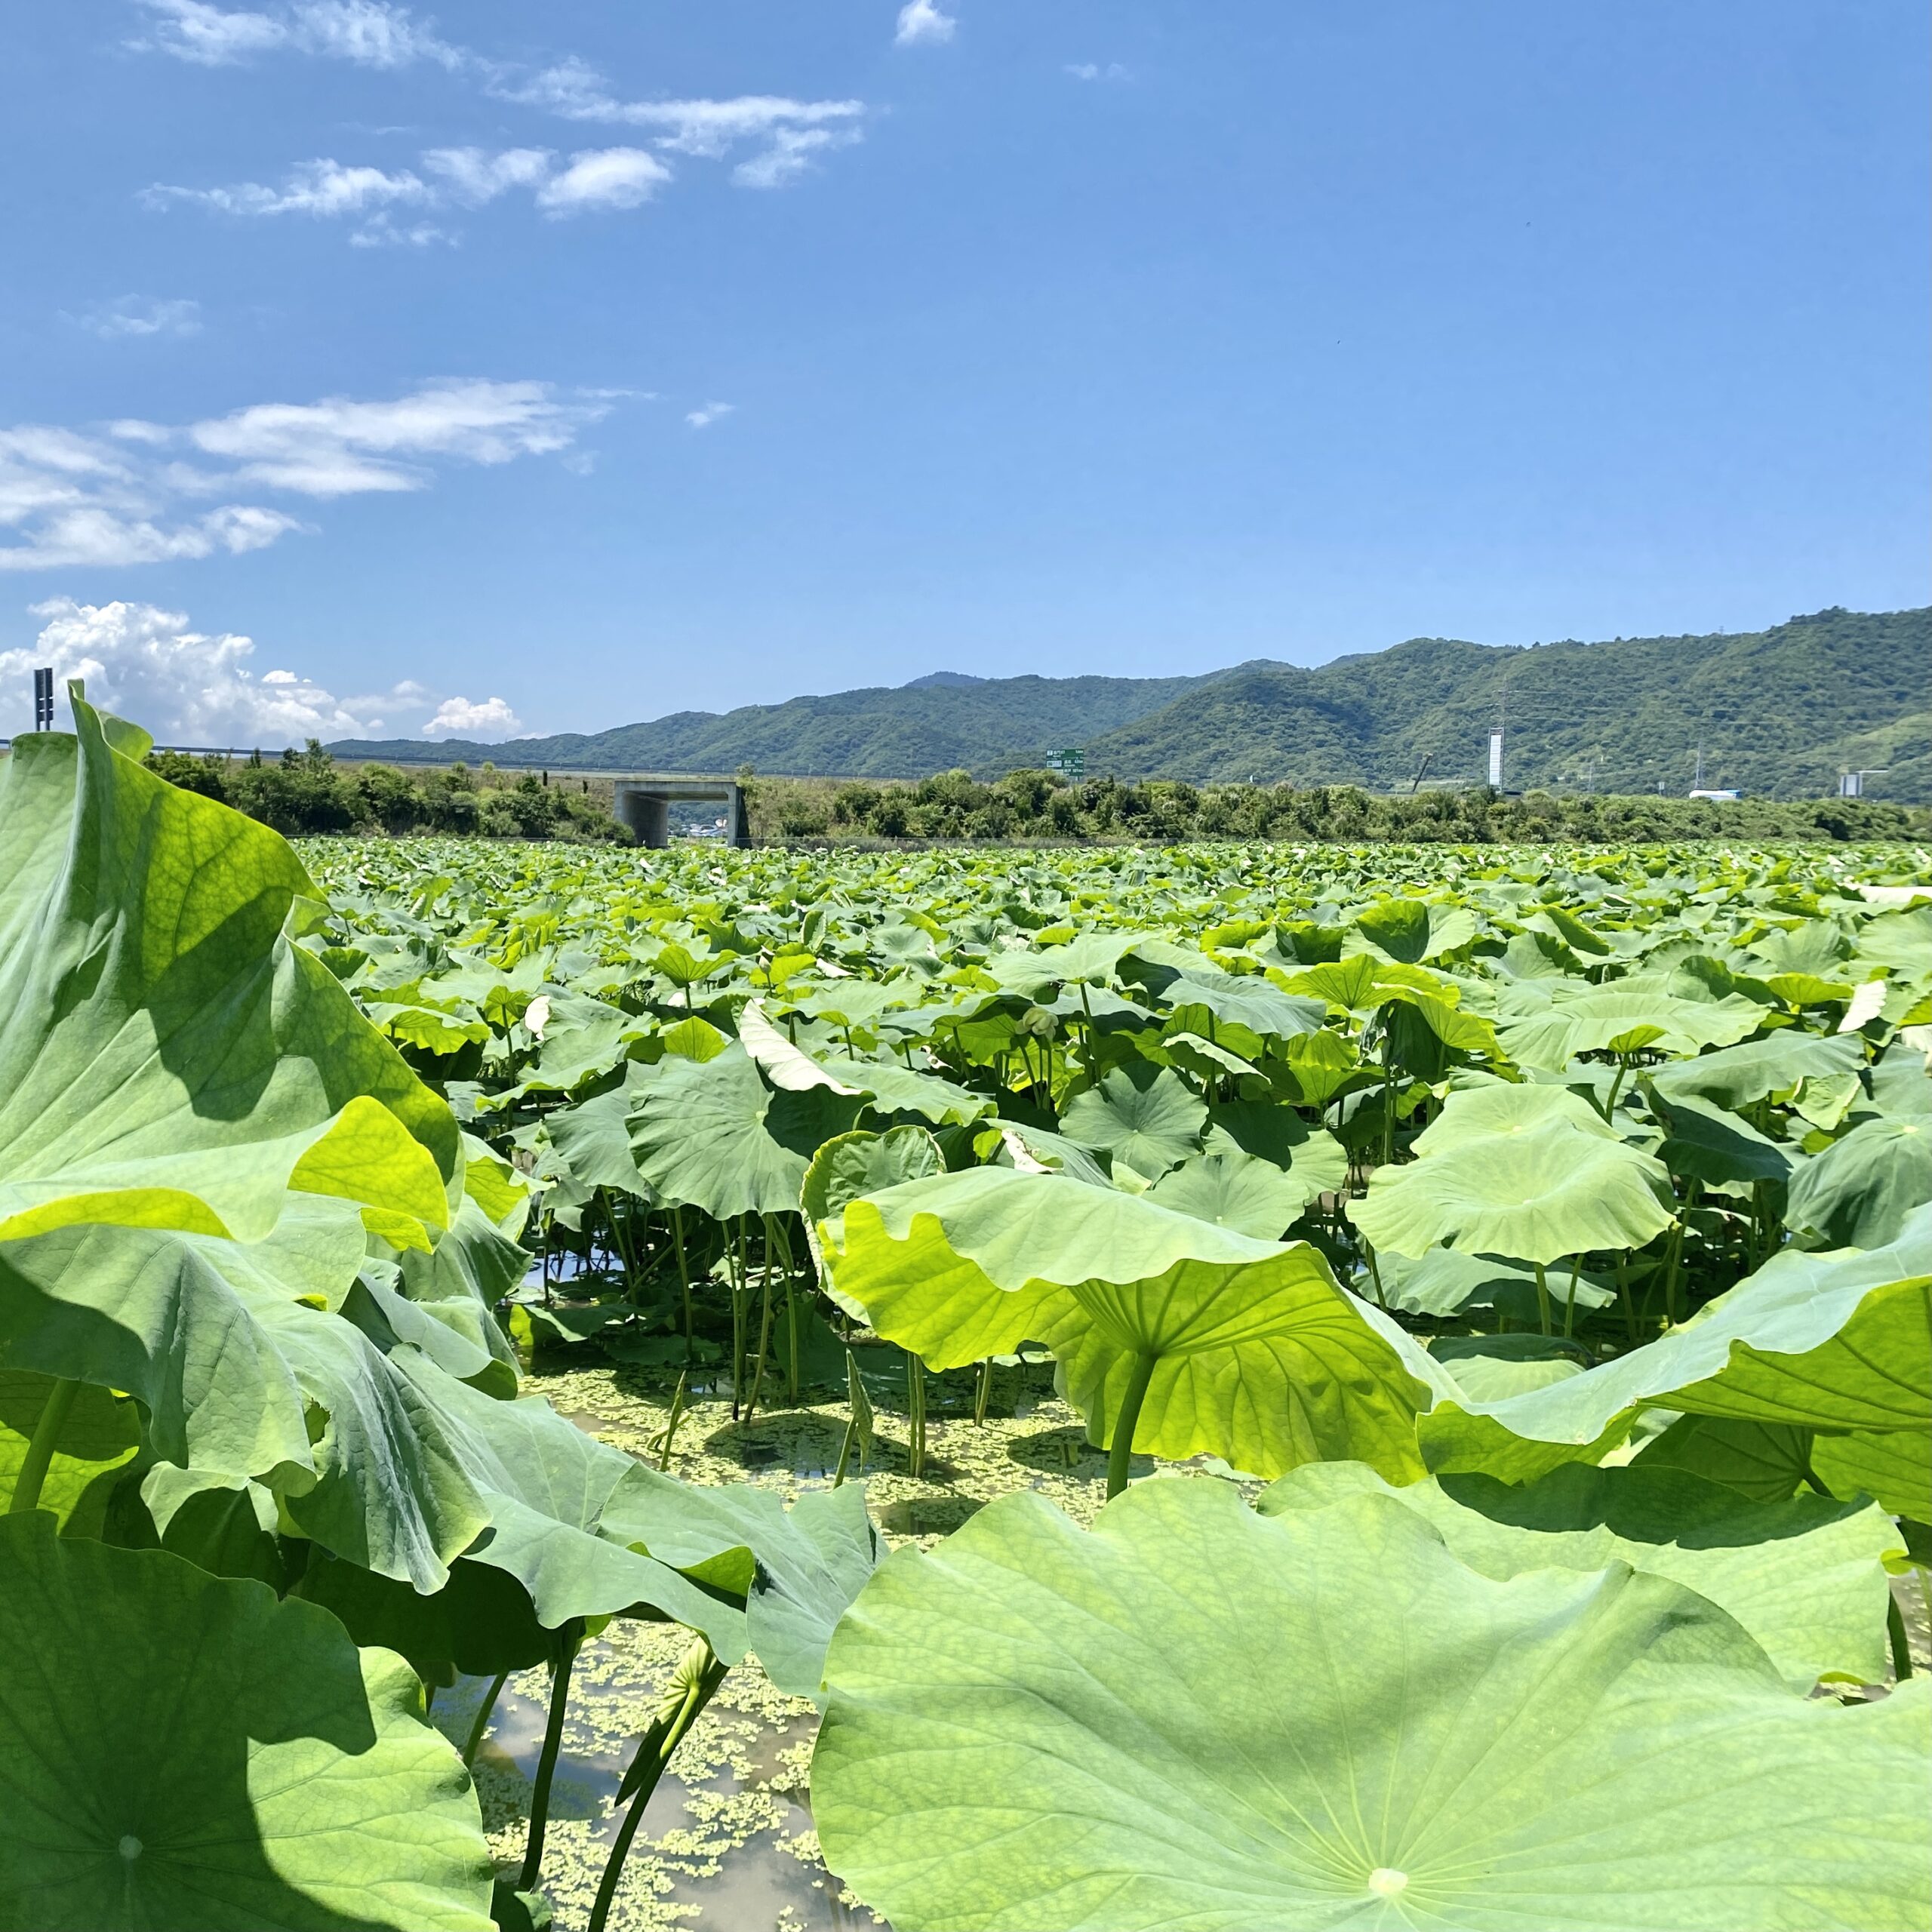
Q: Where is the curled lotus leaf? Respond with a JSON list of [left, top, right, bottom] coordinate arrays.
[[1392, 1206, 1932, 1492], [820, 1167, 1431, 1480], [0, 699, 456, 1246], [1349, 1113, 1674, 1264]]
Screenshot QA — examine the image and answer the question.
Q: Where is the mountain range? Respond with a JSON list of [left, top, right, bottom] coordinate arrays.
[[328, 606, 1930, 801]]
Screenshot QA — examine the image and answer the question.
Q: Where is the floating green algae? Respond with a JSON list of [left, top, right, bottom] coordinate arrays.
[[432, 1355, 1131, 1930]]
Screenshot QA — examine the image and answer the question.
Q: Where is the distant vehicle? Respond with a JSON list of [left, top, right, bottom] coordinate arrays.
[[1688, 788, 1743, 801]]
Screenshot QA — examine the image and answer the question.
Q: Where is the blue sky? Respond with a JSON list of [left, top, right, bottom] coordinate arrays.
[[2, 2, 1925, 744]]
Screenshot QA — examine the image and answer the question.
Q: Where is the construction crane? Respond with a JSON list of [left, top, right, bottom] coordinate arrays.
[[1408, 753, 1432, 794]]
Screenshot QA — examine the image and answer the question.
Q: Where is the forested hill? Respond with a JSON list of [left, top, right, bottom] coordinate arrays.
[[333, 671, 1208, 780], [1086, 607, 1930, 798], [330, 607, 1930, 800]]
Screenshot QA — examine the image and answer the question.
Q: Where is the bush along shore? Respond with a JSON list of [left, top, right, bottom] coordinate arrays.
[[146, 743, 1928, 846]]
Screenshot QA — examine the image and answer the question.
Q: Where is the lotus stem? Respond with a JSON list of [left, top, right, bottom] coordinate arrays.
[[1532, 1262, 1552, 1337], [1106, 1352, 1158, 1500], [518, 1620, 583, 1891], [975, 1356, 993, 1426], [1887, 1596, 1913, 1682], [588, 1641, 729, 1932], [742, 1254, 777, 1429], [832, 1414, 858, 1487], [670, 1204, 694, 1358], [656, 1370, 689, 1472], [8, 1377, 78, 1515], [1660, 1218, 1686, 1327], [1562, 1257, 1580, 1340], [906, 1353, 928, 1478], [462, 1669, 509, 1767]]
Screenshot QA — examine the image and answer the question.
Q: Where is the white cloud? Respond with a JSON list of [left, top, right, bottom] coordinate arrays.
[[77, 297, 203, 340], [1066, 62, 1128, 82], [0, 596, 401, 743], [685, 402, 734, 429], [346, 214, 456, 248], [1, 597, 518, 746], [732, 126, 859, 189], [534, 148, 672, 214], [188, 379, 603, 494], [422, 145, 553, 203], [145, 158, 429, 219], [895, 2, 956, 48], [424, 694, 521, 736], [0, 380, 607, 571], [131, 2, 461, 70], [494, 65, 865, 182]]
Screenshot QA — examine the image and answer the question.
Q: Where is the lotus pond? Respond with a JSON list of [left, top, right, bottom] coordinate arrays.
[[2, 706, 1929, 1932]]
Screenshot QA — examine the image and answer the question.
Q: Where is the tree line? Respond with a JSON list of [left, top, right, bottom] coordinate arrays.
[[139, 744, 1927, 847]]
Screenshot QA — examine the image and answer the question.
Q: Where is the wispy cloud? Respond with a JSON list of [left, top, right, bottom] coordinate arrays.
[[732, 126, 860, 190], [145, 117, 841, 239], [0, 380, 608, 571], [685, 402, 734, 429], [128, 8, 867, 204], [894, 1, 956, 48], [142, 158, 433, 242], [1065, 61, 1129, 82], [75, 296, 203, 340], [2, 594, 510, 745], [129, 1, 462, 71]]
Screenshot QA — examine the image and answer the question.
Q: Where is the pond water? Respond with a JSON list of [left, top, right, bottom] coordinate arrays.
[[437, 1355, 1117, 1931]]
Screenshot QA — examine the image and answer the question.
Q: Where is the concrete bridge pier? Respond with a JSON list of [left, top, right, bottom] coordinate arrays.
[[613, 778, 752, 848]]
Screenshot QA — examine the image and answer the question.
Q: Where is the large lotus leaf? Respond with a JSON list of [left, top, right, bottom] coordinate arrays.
[[1198, 1102, 1346, 1201], [1855, 906, 1932, 980], [818, 1054, 996, 1125], [0, 1514, 493, 1931], [1870, 1040, 1932, 1119], [988, 1118, 1113, 1186], [1157, 973, 1325, 1042], [0, 703, 456, 1244], [1147, 1150, 1311, 1238], [0, 1204, 494, 1590], [543, 1078, 653, 1196], [1649, 1029, 1866, 1108], [1786, 1115, 1932, 1250], [1631, 1413, 1820, 1502], [1349, 1118, 1674, 1263], [1349, 897, 1480, 964], [293, 1551, 554, 1684], [600, 1470, 882, 1699], [626, 1044, 863, 1219], [1395, 1209, 1932, 1487], [985, 931, 1143, 997], [1259, 1460, 1902, 1687], [1651, 1091, 1792, 1186], [1375, 1250, 1612, 1321], [1496, 982, 1763, 1069], [812, 1479, 1930, 1932], [380, 1355, 750, 1655], [801, 1127, 947, 1224], [820, 1168, 1430, 1479], [1408, 1080, 1619, 1152], [1814, 1427, 1932, 1524], [0, 1369, 139, 1530], [1060, 1063, 1206, 1180]]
